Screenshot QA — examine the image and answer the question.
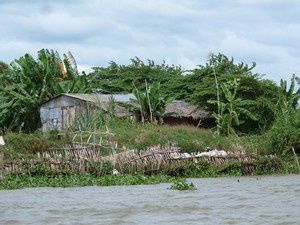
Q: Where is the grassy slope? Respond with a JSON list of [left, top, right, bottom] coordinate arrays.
[[111, 123, 270, 154], [1, 121, 272, 158]]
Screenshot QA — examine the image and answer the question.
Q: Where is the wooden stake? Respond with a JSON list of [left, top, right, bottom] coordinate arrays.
[[292, 147, 300, 171]]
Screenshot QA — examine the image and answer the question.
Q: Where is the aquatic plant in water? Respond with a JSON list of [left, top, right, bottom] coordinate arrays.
[[168, 180, 197, 191]]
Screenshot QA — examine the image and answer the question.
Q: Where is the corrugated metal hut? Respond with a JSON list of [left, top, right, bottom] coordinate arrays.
[[163, 100, 214, 127], [40, 93, 134, 132]]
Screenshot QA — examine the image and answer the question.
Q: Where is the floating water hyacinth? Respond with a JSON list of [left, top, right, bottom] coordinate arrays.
[[168, 180, 197, 191]]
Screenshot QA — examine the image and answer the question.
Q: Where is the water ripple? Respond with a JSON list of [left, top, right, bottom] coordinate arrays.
[[0, 175, 299, 225]]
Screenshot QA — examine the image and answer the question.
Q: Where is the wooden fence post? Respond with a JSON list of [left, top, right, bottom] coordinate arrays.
[[0, 152, 3, 180]]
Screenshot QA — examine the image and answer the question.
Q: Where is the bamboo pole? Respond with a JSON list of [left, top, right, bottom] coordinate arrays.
[[145, 80, 153, 122], [211, 54, 220, 135], [0, 152, 3, 180], [292, 147, 300, 171]]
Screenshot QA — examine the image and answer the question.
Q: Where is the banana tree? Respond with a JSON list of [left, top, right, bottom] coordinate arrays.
[[278, 75, 300, 111], [129, 81, 173, 124], [208, 78, 257, 135], [0, 49, 91, 132]]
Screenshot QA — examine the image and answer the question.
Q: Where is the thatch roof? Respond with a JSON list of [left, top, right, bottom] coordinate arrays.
[[165, 100, 211, 120]]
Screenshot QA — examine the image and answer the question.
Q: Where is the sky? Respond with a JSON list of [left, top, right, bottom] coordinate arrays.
[[0, 0, 299, 83]]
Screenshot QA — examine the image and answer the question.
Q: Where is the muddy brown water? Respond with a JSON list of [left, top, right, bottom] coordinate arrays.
[[0, 175, 299, 225]]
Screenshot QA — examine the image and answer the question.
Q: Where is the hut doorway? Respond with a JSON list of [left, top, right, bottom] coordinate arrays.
[[61, 106, 75, 129]]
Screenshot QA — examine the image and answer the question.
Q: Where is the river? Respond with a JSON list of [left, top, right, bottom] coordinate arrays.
[[0, 175, 299, 225]]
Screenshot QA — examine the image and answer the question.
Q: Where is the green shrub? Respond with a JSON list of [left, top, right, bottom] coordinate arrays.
[[0, 131, 69, 162], [73, 106, 105, 131], [101, 162, 114, 175], [266, 109, 300, 155], [0, 173, 179, 190], [253, 156, 282, 175], [4, 132, 49, 154]]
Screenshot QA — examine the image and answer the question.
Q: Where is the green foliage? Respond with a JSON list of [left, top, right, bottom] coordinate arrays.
[[73, 105, 106, 131], [2, 117, 296, 160], [208, 78, 257, 135], [52, 74, 91, 94], [90, 57, 183, 94], [185, 54, 278, 133], [72, 98, 125, 133], [0, 49, 92, 132], [252, 156, 282, 175], [0, 50, 297, 139], [129, 82, 173, 123], [279, 74, 300, 109], [0, 61, 9, 88], [102, 162, 114, 175], [266, 106, 300, 155], [27, 163, 66, 176], [108, 96, 117, 117], [0, 123, 268, 162], [1, 156, 297, 189], [0, 132, 69, 162], [166, 160, 243, 177], [168, 180, 197, 191], [1, 131, 67, 155], [89, 53, 281, 134], [187, 54, 257, 105], [265, 75, 300, 155], [97, 122, 230, 152], [0, 173, 179, 190], [0, 61, 8, 72]]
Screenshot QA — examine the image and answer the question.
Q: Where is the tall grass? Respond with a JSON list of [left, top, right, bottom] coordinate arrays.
[[265, 107, 300, 155], [73, 97, 122, 131], [73, 106, 106, 131]]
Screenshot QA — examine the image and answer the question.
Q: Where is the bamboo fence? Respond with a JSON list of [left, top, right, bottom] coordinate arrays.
[[0, 131, 280, 178], [0, 143, 278, 177]]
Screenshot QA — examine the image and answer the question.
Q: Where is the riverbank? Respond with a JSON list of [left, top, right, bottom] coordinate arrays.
[[0, 123, 285, 157], [1, 156, 299, 190], [1, 123, 299, 190]]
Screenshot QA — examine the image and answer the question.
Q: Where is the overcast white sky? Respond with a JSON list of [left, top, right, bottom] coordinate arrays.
[[0, 0, 299, 82]]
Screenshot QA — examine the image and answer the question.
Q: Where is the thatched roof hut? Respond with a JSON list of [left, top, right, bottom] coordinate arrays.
[[163, 100, 214, 127], [165, 100, 211, 120]]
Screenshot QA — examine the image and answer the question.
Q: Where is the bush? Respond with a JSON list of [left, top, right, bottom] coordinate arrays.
[[266, 109, 300, 155], [2, 132, 67, 155]]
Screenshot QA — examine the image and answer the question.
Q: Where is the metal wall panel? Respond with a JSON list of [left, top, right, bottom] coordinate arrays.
[[40, 95, 83, 132]]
